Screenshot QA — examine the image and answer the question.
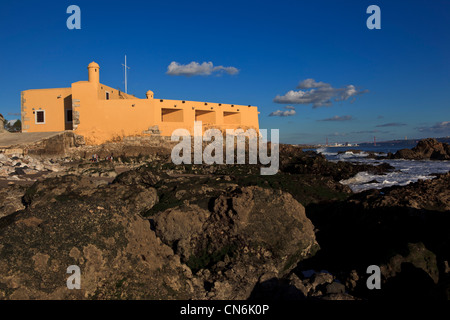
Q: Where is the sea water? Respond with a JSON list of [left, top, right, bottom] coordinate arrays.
[[312, 145, 450, 193]]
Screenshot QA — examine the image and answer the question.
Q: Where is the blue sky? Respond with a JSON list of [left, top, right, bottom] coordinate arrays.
[[1, 0, 449, 144]]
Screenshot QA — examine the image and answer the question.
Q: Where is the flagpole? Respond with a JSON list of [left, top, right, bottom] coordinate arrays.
[[122, 55, 130, 94]]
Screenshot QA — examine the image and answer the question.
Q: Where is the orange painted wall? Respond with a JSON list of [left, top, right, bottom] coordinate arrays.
[[73, 92, 259, 144], [21, 88, 72, 132], [22, 62, 260, 145]]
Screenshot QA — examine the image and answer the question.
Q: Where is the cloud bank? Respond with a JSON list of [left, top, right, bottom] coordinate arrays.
[[269, 106, 296, 117], [274, 78, 368, 108], [167, 61, 239, 76], [418, 121, 450, 134], [318, 115, 353, 121]]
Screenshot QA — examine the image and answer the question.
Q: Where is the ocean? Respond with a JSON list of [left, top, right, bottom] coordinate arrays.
[[310, 144, 450, 193]]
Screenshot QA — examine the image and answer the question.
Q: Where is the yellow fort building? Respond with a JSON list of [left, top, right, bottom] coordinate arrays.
[[21, 62, 260, 145]]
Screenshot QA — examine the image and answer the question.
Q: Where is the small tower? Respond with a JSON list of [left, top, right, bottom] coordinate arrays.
[[88, 62, 100, 84], [146, 90, 154, 99]]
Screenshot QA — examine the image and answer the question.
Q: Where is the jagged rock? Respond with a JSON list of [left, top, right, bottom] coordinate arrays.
[[113, 165, 161, 186], [74, 134, 86, 146], [153, 186, 319, 299], [381, 242, 439, 284], [391, 138, 450, 160], [365, 172, 450, 212], [22, 175, 158, 216], [279, 145, 393, 181], [0, 185, 26, 218], [302, 168, 450, 300], [248, 276, 306, 300], [2, 137, 447, 300], [320, 293, 356, 300], [325, 281, 346, 294], [345, 270, 359, 290], [310, 272, 334, 290], [0, 176, 188, 300]]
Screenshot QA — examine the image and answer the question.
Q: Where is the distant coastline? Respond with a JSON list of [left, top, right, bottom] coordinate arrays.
[[298, 136, 450, 150]]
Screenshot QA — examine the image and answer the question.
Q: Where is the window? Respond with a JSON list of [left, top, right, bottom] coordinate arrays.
[[161, 108, 184, 122], [66, 109, 73, 122], [106, 91, 110, 100], [195, 110, 215, 124], [223, 111, 241, 124], [35, 110, 45, 124]]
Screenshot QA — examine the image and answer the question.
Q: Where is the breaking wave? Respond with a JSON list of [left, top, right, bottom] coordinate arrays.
[[315, 147, 450, 192]]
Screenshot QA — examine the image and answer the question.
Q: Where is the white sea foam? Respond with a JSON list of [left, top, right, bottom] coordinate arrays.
[[336, 151, 369, 160], [316, 147, 338, 157], [315, 147, 450, 192]]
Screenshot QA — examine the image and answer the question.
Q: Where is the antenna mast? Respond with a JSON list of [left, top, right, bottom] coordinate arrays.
[[122, 55, 130, 94]]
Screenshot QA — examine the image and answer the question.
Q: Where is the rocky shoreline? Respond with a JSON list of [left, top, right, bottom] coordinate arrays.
[[0, 138, 448, 300]]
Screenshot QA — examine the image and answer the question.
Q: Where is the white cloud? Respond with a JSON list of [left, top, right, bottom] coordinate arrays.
[[166, 61, 239, 76], [269, 110, 296, 117], [274, 79, 368, 108], [269, 106, 296, 117]]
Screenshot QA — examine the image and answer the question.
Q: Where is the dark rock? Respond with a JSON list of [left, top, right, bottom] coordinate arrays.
[[391, 138, 450, 160], [0, 178, 188, 299], [14, 167, 26, 175], [320, 293, 356, 300], [325, 281, 346, 294], [249, 277, 306, 300], [311, 272, 334, 289], [153, 186, 319, 299], [0, 185, 26, 218], [279, 145, 393, 181], [300, 171, 450, 300], [381, 242, 439, 284]]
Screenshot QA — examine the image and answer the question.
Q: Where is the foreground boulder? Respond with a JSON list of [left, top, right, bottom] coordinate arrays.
[[153, 186, 319, 299]]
